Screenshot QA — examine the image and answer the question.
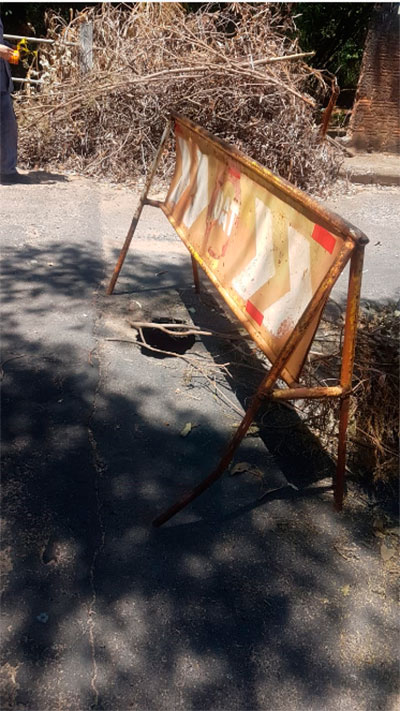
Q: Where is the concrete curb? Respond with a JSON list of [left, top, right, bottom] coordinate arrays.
[[339, 153, 400, 186]]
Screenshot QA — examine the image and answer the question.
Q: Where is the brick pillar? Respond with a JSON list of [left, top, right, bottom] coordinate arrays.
[[349, 4, 400, 153]]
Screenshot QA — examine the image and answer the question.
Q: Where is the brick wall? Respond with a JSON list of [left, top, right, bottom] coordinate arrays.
[[350, 5, 400, 153]]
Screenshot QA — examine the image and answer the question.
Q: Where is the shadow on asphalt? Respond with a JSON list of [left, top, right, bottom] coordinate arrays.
[[1, 242, 397, 710], [27, 170, 70, 184], [177, 284, 338, 492]]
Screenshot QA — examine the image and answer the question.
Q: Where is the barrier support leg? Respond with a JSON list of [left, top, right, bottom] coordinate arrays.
[[153, 381, 268, 528], [106, 120, 171, 295], [153, 239, 354, 527], [335, 245, 364, 510], [320, 76, 339, 138], [191, 256, 200, 293]]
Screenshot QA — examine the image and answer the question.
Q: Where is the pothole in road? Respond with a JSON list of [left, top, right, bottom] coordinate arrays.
[[135, 317, 196, 358]]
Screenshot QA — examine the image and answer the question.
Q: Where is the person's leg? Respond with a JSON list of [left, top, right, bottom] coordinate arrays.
[[0, 91, 17, 176]]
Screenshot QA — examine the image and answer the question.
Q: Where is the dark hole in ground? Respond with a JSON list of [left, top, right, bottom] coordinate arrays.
[[135, 317, 196, 358]]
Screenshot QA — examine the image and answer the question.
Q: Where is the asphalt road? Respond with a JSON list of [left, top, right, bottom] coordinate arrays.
[[324, 185, 400, 304], [1, 173, 398, 710]]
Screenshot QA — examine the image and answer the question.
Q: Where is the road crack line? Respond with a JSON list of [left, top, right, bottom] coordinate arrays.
[[86, 335, 107, 709]]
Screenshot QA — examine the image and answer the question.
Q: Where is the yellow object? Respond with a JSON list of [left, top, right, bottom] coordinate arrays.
[[7, 38, 38, 66], [9, 49, 19, 65]]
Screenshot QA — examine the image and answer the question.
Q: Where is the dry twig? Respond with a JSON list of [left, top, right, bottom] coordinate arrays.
[[16, 2, 340, 194], [299, 304, 399, 489]]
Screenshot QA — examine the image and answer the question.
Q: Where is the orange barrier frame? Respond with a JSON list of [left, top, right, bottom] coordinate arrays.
[[106, 115, 368, 527]]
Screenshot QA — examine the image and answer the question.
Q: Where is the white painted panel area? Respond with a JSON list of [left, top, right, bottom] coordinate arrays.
[[168, 136, 192, 206], [262, 226, 312, 337], [232, 199, 274, 300], [182, 148, 209, 228]]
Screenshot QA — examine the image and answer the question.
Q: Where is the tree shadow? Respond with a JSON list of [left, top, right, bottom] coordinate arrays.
[[1, 241, 398, 710], [179, 281, 339, 491]]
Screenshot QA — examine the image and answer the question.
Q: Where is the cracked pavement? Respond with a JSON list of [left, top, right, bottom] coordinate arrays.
[[1, 172, 399, 710]]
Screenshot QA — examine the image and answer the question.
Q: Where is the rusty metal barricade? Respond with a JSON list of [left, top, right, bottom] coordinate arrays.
[[106, 114, 368, 527]]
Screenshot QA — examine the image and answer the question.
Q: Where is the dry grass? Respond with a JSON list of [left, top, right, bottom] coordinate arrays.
[[301, 303, 399, 493], [16, 2, 340, 193], [350, 305, 399, 488]]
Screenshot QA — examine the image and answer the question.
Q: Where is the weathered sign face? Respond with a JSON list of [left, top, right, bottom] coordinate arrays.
[[164, 117, 348, 384]]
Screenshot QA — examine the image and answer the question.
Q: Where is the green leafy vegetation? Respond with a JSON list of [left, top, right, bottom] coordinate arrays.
[[294, 3, 374, 92]]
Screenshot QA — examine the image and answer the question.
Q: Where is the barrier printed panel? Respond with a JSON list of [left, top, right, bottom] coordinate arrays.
[[164, 118, 347, 384]]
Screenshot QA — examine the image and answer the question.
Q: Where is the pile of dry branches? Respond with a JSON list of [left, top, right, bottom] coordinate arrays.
[[302, 304, 399, 492], [350, 305, 399, 489], [16, 2, 340, 193]]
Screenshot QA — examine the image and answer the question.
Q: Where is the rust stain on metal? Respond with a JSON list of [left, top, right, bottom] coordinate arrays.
[[320, 76, 340, 139], [335, 245, 365, 510], [270, 385, 344, 401], [106, 120, 172, 295]]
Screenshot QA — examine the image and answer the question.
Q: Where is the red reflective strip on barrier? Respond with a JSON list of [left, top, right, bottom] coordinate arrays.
[[311, 224, 336, 254], [246, 300, 263, 325], [229, 165, 241, 179]]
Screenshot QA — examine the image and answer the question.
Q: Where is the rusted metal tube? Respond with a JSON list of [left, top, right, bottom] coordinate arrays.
[[335, 245, 365, 510], [106, 120, 171, 295], [336, 397, 351, 509], [144, 198, 163, 208], [339, 247, 365, 390], [320, 77, 340, 139], [153, 394, 264, 528], [270, 385, 344, 401], [153, 241, 354, 527], [191, 255, 200, 293]]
